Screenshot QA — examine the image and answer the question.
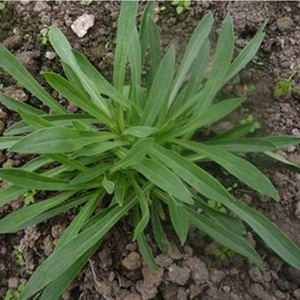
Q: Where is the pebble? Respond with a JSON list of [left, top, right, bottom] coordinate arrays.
[[223, 285, 231, 293], [155, 254, 173, 268], [45, 51, 56, 60], [184, 257, 209, 284], [124, 293, 142, 300], [8, 277, 20, 289], [249, 283, 265, 298], [71, 13, 95, 38], [2, 35, 22, 50], [248, 266, 263, 282], [167, 242, 183, 260], [122, 251, 141, 270], [293, 288, 300, 300], [210, 269, 224, 283], [168, 264, 191, 286], [33, 1, 51, 13], [276, 17, 295, 31]]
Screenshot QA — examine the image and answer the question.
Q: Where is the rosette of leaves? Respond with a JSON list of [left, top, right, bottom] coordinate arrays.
[[0, 2, 300, 299]]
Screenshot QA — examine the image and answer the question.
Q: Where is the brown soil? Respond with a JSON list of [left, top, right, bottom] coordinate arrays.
[[0, 1, 300, 300]]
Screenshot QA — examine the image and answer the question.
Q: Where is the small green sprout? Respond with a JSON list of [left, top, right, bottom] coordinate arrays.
[[214, 245, 236, 260], [172, 0, 191, 14], [12, 250, 25, 266], [40, 28, 49, 45], [4, 284, 25, 300], [207, 199, 227, 214], [24, 190, 36, 206], [274, 70, 299, 99], [0, 2, 5, 10]]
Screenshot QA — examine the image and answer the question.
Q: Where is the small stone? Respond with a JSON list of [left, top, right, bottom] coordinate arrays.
[[156, 254, 173, 268], [33, 1, 51, 13], [45, 51, 56, 60], [210, 269, 224, 283], [3, 86, 28, 102], [168, 242, 182, 260], [223, 285, 231, 293], [8, 277, 20, 289], [277, 17, 295, 31], [249, 283, 264, 298], [124, 293, 142, 300], [43, 235, 54, 256], [275, 290, 287, 300], [125, 242, 137, 252], [51, 224, 65, 239], [122, 251, 141, 270], [184, 257, 209, 284], [71, 13, 95, 38], [293, 288, 300, 300], [177, 288, 188, 300], [292, 129, 300, 137], [295, 201, 300, 220], [0, 109, 7, 119], [248, 266, 263, 282], [16, 51, 39, 73], [286, 145, 296, 153], [41, 15, 51, 25], [168, 264, 191, 286], [2, 35, 22, 50]]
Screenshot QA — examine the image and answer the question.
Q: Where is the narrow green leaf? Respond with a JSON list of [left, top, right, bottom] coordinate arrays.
[[265, 151, 300, 173], [123, 126, 157, 138], [132, 179, 150, 239], [168, 98, 244, 140], [167, 195, 188, 245], [72, 141, 127, 158], [10, 127, 115, 154], [113, 0, 138, 91], [176, 141, 279, 200], [48, 26, 111, 116], [39, 245, 97, 300], [261, 136, 300, 150], [226, 198, 300, 270], [142, 48, 175, 126], [139, 1, 155, 59], [102, 176, 115, 194], [0, 192, 75, 233], [112, 138, 154, 172], [0, 92, 43, 115], [134, 157, 193, 204], [0, 137, 20, 150], [20, 198, 135, 299], [206, 138, 277, 153], [147, 15, 162, 86], [224, 19, 267, 83], [128, 26, 142, 104], [185, 39, 210, 98], [196, 14, 234, 113], [151, 201, 169, 254], [0, 169, 97, 191], [73, 50, 131, 109], [71, 164, 111, 184], [43, 72, 113, 125], [168, 12, 214, 109], [186, 207, 263, 267], [56, 190, 103, 249], [135, 206, 158, 270], [0, 44, 66, 113]]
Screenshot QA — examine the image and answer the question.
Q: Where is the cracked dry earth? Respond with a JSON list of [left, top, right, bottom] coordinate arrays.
[[0, 1, 300, 299]]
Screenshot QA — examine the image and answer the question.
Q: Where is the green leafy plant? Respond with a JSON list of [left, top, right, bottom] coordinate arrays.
[[172, 0, 191, 14], [4, 284, 25, 300], [0, 2, 5, 11], [214, 245, 236, 260], [274, 70, 299, 99], [12, 250, 25, 266], [0, 2, 300, 299]]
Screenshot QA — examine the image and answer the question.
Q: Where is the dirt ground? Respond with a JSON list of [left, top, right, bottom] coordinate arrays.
[[0, 1, 300, 299]]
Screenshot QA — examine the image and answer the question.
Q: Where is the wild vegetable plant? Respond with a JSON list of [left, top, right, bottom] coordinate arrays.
[[0, 2, 300, 299]]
